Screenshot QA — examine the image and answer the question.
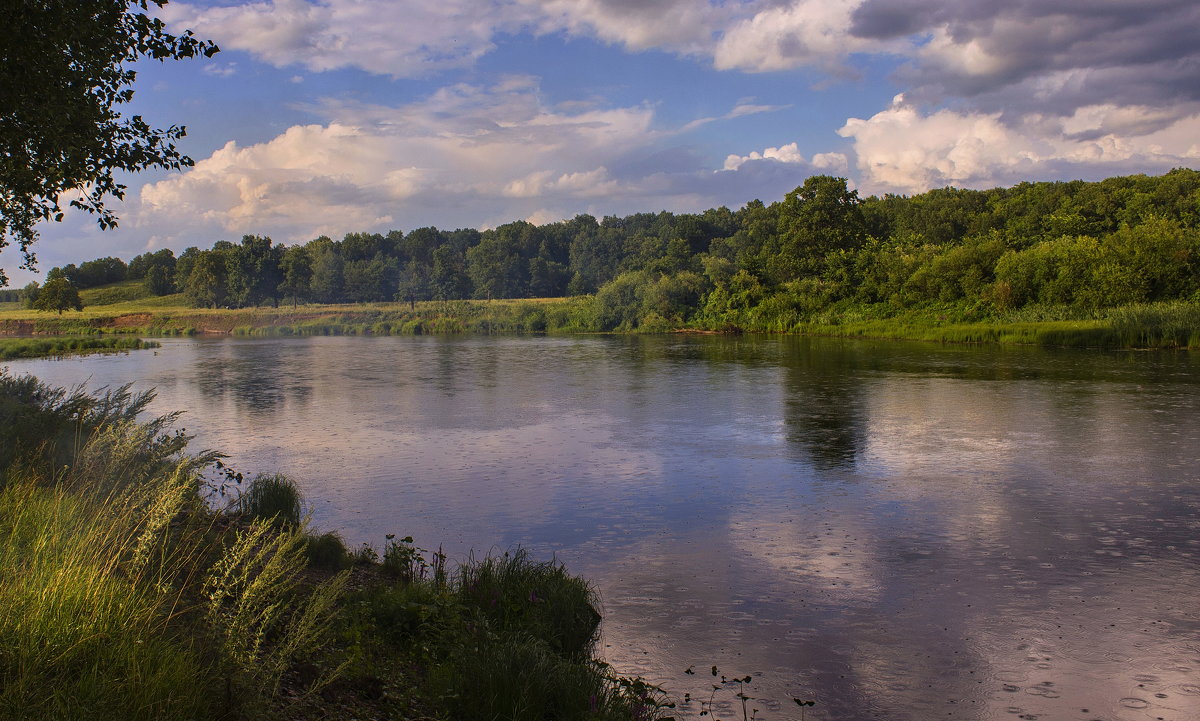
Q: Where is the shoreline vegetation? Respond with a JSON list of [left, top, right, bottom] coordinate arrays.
[[0, 335, 159, 360], [0, 371, 675, 721], [5, 170, 1200, 351], [2, 294, 1198, 350]]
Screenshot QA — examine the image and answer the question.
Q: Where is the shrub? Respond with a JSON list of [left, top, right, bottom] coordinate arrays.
[[305, 531, 351, 570], [457, 549, 601, 659], [236, 473, 304, 526]]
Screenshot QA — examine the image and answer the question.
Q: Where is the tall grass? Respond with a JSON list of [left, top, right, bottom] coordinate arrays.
[[359, 546, 672, 721], [0, 336, 158, 360], [0, 372, 349, 720], [1105, 301, 1200, 348], [235, 472, 304, 526]]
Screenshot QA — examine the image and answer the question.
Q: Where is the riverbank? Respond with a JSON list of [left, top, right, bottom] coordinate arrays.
[[0, 336, 159, 360], [2, 293, 1197, 349], [0, 371, 672, 721]]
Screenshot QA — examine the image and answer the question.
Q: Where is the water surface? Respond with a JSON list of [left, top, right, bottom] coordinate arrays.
[[7, 335, 1200, 721]]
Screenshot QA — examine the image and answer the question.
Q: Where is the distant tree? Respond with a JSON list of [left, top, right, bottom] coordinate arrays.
[[127, 248, 176, 280], [278, 245, 312, 307], [32, 277, 82, 314], [340, 232, 386, 262], [225, 235, 282, 307], [396, 260, 431, 306], [20, 282, 40, 309], [73, 256, 128, 287], [183, 250, 227, 308], [307, 237, 344, 303], [144, 264, 174, 295], [767, 176, 866, 282], [401, 227, 444, 266], [343, 256, 397, 303], [0, 0, 218, 285], [528, 254, 569, 298], [173, 246, 200, 290], [467, 221, 538, 299], [430, 245, 471, 301]]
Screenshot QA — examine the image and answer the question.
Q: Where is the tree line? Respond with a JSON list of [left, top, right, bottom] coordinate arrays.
[[27, 168, 1200, 328]]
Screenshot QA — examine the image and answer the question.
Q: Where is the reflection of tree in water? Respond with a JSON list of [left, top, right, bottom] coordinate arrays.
[[780, 338, 868, 470], [192, 341, 313, 416]]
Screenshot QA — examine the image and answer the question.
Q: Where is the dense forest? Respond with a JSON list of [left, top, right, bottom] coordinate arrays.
[[26, 169, 1200, 331]]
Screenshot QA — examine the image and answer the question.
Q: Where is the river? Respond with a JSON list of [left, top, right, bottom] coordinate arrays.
[[6, 334, 1200, 721]]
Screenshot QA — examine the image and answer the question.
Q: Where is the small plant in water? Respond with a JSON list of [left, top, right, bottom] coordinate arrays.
[[699, 666, 757, 721], [792, 697, 817, 721], [684, 665, 815, 721]]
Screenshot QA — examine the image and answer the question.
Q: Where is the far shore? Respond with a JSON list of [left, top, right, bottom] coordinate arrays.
[[3, 294, 1196, 351]]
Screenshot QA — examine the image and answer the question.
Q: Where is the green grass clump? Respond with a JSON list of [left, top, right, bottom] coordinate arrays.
[[354, 545, 671, 721], [306, 531, 352, 570], [236, 472, 304, 526], [0, 335, 158, 360], [457, 549, 602, 659], [1105, 301, 1200, 348], [0, 372, 349, 719], [0, 480, 211, 721]]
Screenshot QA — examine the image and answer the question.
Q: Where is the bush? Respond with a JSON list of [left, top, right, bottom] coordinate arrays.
[[305, 531, 351, 570], [457, 549, 601, 659], [236, 473, 304, 526]]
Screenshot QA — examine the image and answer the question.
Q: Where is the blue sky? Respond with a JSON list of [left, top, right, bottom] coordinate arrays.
[[6, 0, 1199, 285]]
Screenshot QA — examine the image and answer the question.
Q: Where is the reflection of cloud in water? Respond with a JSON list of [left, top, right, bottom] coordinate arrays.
[[12, 335, 1200, 721], [728, 512, 883, 605]]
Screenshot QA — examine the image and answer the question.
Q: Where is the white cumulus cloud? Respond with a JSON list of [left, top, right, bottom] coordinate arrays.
[[136, 80, 809, 245], [839, 97, 1200, 194], [159, 0, 535, 77], [723, 142, 848, 175]]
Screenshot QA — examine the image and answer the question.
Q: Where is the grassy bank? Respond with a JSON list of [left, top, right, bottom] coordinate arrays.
[[780, 300, 1200, 349], [0, 296, 595, 337], [2, 289, 1197, 349], [0, 336, 159, 360], [0, 372, 673, 721]]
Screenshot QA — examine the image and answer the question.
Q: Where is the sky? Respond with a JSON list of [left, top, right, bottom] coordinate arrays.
[[6, 0, 1200, 285]]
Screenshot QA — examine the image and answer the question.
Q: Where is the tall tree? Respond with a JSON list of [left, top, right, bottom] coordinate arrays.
[[225, 235, 282, 307], [183, 250, 227, 308], [767, 176, 866, 282], [278, 246, 312, 307], [31, 276, 82, 314], [0, 1, 217, 285]]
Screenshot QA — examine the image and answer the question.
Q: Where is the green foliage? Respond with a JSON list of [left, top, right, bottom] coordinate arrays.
[[0, 1, 217, 284], [144, 264, 175, 295], [79, 278, 153, 305], [0, 480, 212, 721], [0, 336, 156, 360], [28, 168, 1200, 347], [183, 250, 228, 308], [203, 520, 348, 694], [236, 472, 304, 526], [355, 543, 669, 721], [127, 248, 176, 281], [457, 549, 602, 659], [31, 277, 82, 314], [305, 531, 352, 570]]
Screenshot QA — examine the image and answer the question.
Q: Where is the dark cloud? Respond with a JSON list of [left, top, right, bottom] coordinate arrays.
[[609, 145, 708, 180], [851, 0, 1200, 113]]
